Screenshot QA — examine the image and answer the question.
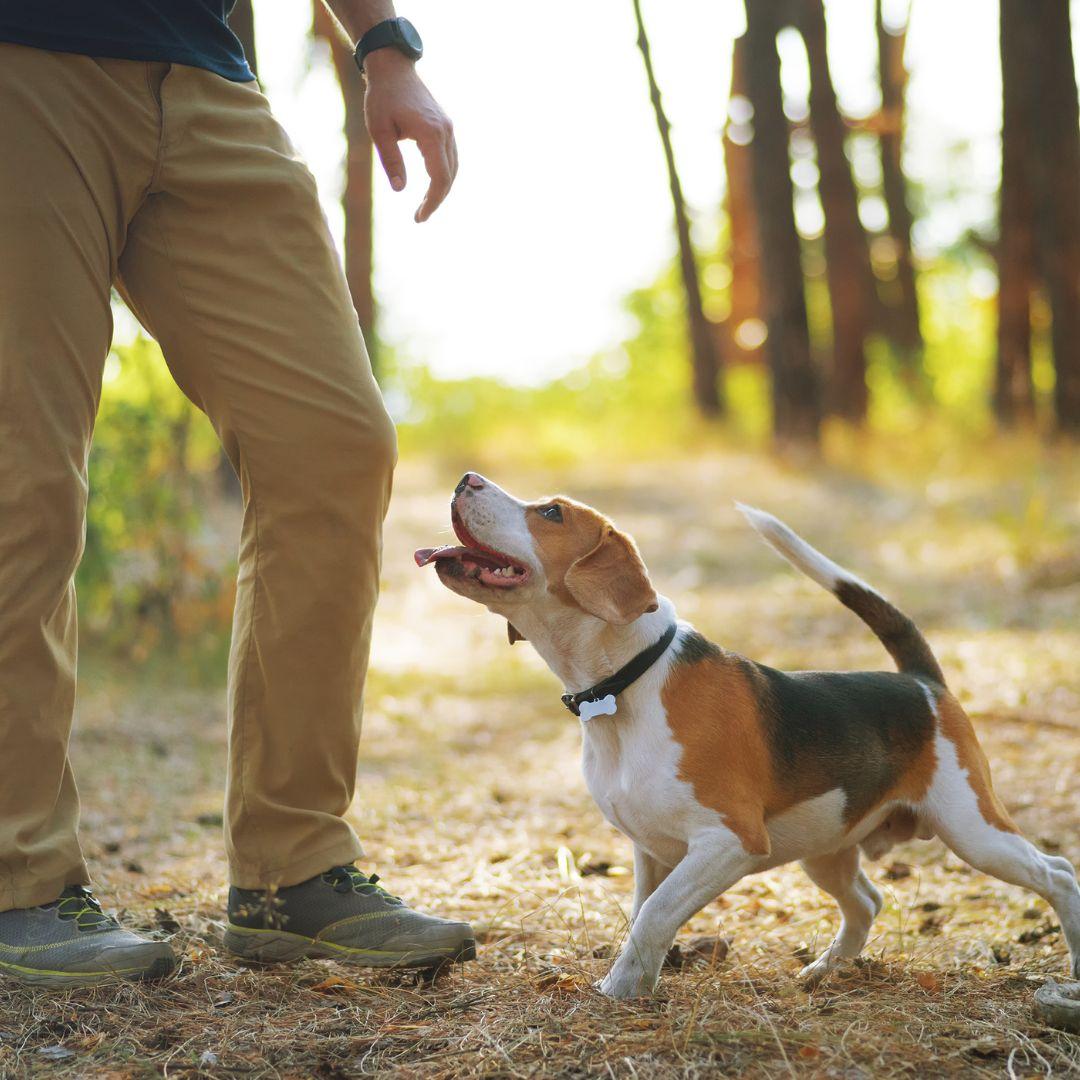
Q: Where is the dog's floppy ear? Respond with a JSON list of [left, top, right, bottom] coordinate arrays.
[[564, 526, 658, 625], [507, 621, 526, 645]]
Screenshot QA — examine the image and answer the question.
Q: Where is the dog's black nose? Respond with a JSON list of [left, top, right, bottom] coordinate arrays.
[[455, 473, 484, 495]]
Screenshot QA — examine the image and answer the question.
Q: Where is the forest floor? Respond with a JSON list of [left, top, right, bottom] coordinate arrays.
[[3, 441, 1080, 1078]]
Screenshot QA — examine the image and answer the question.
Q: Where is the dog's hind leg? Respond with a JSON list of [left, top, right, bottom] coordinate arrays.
[[925, 734, 1080, 979], [936, 822, 1080, 978], [798, 846, 883, 985]]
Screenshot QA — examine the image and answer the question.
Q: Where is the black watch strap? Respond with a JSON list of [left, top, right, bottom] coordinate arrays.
[[353, 17, 423, 74]]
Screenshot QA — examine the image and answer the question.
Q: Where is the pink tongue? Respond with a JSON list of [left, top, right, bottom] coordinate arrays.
[[414, 545, 505, 569], [414, 545, 460, 567]]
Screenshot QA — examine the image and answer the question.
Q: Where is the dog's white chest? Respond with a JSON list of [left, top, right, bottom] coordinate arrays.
[[580, 706, 694, 866]]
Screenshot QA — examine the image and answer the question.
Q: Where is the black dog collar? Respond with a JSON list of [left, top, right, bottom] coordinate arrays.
[[561, 623, 679, 720]]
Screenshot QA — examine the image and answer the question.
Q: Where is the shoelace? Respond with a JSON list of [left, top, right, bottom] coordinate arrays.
[[321, 865, 404, 905], [41, 886, 118, 932]]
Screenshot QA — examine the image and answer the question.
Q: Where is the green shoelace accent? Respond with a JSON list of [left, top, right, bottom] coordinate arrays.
[[41, 886, 118, 932], [321, 865, 404, 906]]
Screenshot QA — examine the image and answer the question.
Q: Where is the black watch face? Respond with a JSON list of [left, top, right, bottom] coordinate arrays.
[[396, 18, 423, 59]]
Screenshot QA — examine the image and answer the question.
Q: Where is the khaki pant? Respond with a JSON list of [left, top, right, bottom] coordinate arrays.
[[0, 44, 397, 910]]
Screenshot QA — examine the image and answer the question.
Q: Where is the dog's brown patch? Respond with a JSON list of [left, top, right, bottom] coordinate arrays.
[[526, 499, 657, 623], [662, 633, 942, 849], [935, 691, 1018, 832], [661, 650, 773, 855]]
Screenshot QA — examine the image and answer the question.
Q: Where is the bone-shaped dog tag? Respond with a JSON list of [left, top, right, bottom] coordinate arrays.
[[578, 694, 617, 722]]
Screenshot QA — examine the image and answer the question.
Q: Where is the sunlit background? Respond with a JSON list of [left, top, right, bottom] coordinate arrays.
[[240, 0, 1030, 382]]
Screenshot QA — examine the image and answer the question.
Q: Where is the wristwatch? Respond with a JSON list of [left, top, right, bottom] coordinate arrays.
[[353, 17, 424, 74]]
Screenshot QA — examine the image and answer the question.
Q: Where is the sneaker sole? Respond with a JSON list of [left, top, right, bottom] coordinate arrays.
[[0, 951, 176, 989], [223, 924, 477, 968]]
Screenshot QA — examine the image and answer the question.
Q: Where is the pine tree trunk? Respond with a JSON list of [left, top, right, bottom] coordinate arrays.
[[994, 0, 1036, 425], [800, 0, 875, 422], [723, 34, 763, 361], [1028, 0, 1080, 432], [632, 0, 724, 417], [744, 0, 820, 446], [875, 0, 922, 354], [313, 4, 378, 376], [229, 0, 258, 80]]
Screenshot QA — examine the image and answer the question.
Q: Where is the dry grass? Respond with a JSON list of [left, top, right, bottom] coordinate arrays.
[[2, 446, 1080, 1077]]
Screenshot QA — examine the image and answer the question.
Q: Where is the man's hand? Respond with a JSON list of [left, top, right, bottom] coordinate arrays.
[[363, 50, 457, 223]]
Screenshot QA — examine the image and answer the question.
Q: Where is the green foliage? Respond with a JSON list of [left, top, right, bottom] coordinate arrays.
[[394, 242, 1008, 465], [78, 335, 234, 672]]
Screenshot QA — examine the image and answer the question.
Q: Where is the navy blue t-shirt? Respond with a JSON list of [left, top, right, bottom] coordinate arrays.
[[0, 1, 254, 82]]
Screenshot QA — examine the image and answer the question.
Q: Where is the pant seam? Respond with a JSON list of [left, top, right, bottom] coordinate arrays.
[[143, 62, 169, 195], [133, 198, 264, 870]]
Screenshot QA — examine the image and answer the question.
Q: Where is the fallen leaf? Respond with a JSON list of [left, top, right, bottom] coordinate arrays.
[[884, 861, 912, 881], [308, 975, 359, 995], [914, 971, 941, 993], [683, 936, 731, 965], [798, 1045, 821, 1059], [141, 883, 180, 899], [535, 966, 578, 992]]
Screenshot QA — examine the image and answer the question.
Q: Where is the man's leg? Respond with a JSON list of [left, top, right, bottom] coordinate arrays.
[[0, 45, 176, 985], [118, 65, 471, 967], [0, 44, 158, 911], [117, 65, 397, 891]]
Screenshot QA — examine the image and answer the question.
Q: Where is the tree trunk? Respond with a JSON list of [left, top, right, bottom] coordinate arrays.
[[875, 0, 922, 354], [632, 0, 724, 417], [1028, 0, 1080, 432], [229, 0, 258, 81], [744, 0, 820, 446], [723, 34, 764, 361], [313, 4, 379, 376], [799, 0, 875, 422], [994, 0, 1036, 425]]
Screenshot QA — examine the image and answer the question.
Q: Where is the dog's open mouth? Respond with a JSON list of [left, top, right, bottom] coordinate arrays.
[[414, 510, 531, 589]]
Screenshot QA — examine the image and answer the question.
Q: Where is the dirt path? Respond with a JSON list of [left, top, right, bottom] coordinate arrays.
[[2, 455, 1079, 1077]]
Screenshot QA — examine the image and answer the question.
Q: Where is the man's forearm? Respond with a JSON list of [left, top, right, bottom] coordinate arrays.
[[320, 0, 397, 44]]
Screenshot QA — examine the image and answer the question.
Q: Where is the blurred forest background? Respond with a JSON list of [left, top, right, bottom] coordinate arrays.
[[83, 0, 1080, 668]]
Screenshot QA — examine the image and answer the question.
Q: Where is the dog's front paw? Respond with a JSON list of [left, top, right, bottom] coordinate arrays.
[[596, 957, 656, 1000], [596, 971, 646, 1000], [797, 953, 835, 989]]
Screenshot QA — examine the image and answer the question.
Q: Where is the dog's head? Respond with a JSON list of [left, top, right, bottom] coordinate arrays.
[[415, 474, 658, 638]]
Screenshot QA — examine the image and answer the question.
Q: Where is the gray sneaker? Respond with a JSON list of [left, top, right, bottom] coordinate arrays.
[[0, 886, 177, 988], [223, 865, 476, 968]]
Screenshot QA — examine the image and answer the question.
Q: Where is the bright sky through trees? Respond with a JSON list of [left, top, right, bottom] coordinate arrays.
[[244, 1, 1074, 384]]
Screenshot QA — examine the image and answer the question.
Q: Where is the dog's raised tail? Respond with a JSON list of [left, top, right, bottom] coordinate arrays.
[[737, 503, 945, 686]]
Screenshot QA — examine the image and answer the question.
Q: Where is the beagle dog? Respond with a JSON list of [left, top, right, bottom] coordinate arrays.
[[415, 473, 1080, 999]]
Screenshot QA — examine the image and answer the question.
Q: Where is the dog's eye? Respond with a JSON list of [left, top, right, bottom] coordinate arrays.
[[538, 504, 563, 523]]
